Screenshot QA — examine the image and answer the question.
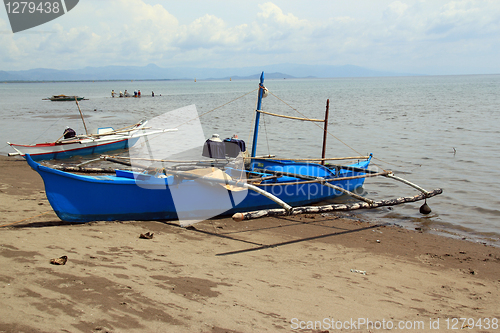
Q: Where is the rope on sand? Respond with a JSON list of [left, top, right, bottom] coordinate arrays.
[[0, 211, 54, 228]]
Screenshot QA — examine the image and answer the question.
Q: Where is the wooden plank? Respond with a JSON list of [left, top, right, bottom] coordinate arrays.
[[256, 110, 325, 122]]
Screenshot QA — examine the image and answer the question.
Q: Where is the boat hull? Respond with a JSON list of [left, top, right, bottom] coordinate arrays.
[[26, 155, 371, 223], [9, 137, 138, 161], [49, 97, 85, 101], [44, 95, 86, 101]]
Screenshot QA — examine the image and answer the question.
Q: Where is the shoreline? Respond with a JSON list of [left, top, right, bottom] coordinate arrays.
[[3, 154, 497, 247], [1, 155, 499, 332]]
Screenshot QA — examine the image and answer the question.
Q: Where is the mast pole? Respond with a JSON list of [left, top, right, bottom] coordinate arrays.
[[75, 97, 89, 135], [321, 99, 330, 165], [250, 72, 265, 158]]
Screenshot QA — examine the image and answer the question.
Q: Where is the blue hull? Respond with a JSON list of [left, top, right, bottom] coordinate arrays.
[[26, 155, 372, 223]]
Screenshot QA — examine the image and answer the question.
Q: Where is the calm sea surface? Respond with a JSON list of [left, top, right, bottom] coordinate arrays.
[[1, 75, 499, 245]]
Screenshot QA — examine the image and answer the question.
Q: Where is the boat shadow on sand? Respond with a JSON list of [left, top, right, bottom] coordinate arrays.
[[180, 215, 389, 256], [8, 214, 386, 257]]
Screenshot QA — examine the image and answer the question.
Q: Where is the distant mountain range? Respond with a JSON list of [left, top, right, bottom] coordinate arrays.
[[0, 63, 419, 81]]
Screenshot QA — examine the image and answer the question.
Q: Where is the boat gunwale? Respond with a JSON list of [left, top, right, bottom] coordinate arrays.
[[27, 153, 371, 190]]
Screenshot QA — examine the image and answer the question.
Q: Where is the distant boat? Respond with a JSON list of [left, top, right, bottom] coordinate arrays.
[[43, 95, 87, 101]]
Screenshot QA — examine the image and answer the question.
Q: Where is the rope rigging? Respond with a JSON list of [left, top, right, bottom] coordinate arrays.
[[267, 90, 364, 157], [265, 89, 403, 168], [128, 83, 398, 168]]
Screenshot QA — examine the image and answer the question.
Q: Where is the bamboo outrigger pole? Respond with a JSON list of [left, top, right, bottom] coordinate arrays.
[[252, 167, 376, 204], [164, 168, 293, 213], [232, 188, 443, 221], [100, 155, 293, 213]]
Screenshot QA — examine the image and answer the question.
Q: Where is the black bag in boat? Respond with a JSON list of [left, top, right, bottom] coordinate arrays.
[[202, 138, 226, 159], [63, 128, 76, 139], [223, 138, 246, 157]]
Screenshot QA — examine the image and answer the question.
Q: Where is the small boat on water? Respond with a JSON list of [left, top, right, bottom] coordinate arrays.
[[26, 72, 442, 225], [43, 95, 87, 101]]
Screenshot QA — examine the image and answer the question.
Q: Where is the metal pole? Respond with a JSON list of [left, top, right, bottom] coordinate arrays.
[[250, 72, 265, 158], [321, 99, 329, 165]]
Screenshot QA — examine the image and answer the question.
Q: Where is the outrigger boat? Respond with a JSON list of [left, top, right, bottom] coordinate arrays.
[[26, 72, 442, 225], [43, 95, 87, 101], [8, 120, 177, 161]]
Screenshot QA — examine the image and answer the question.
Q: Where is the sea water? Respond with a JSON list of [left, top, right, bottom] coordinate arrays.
[[1, 75, 499, 245]]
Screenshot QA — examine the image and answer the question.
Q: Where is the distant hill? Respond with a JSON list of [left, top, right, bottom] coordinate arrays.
[[214, 72, 296, 80], [0, 63, 419, 82], [0, 70, 27, 81]]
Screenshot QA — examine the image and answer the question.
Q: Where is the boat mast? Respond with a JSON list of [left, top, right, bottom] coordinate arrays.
[[250, 72, 265, 158], [75, 97, 89, 135], [321, 99, 330, 165]]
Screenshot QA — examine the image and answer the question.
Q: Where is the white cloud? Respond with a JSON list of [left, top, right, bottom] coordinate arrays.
[[387, 1, 409, 17], [258, 2, 308, 28], [0, 0, 499, 74], [176, 14, 246, 49]]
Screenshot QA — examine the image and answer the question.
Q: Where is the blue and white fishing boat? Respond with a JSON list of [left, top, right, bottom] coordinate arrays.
[[9, 96, 177, 161], [8, 120, 155, 161], [26, 72, 441, 225], [26, 154, 371, 223]]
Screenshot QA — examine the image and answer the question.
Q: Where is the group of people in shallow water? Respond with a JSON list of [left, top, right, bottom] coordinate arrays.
[[111, 90, 157, 98]]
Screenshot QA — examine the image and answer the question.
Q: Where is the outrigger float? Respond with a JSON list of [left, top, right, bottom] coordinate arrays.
[[26, 72, 442, 225]]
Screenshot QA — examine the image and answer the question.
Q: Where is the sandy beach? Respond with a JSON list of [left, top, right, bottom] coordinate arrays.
[[1, 155, 499, 333]]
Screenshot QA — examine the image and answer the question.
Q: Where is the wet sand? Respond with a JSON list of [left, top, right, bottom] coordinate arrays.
[[1, 156, 499, 332]]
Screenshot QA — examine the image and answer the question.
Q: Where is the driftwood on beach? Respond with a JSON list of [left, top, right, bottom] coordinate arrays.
[[232, 188, 443, 221]]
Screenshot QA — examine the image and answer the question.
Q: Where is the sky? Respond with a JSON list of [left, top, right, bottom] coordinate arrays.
[[1, 0, 499, 75]]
